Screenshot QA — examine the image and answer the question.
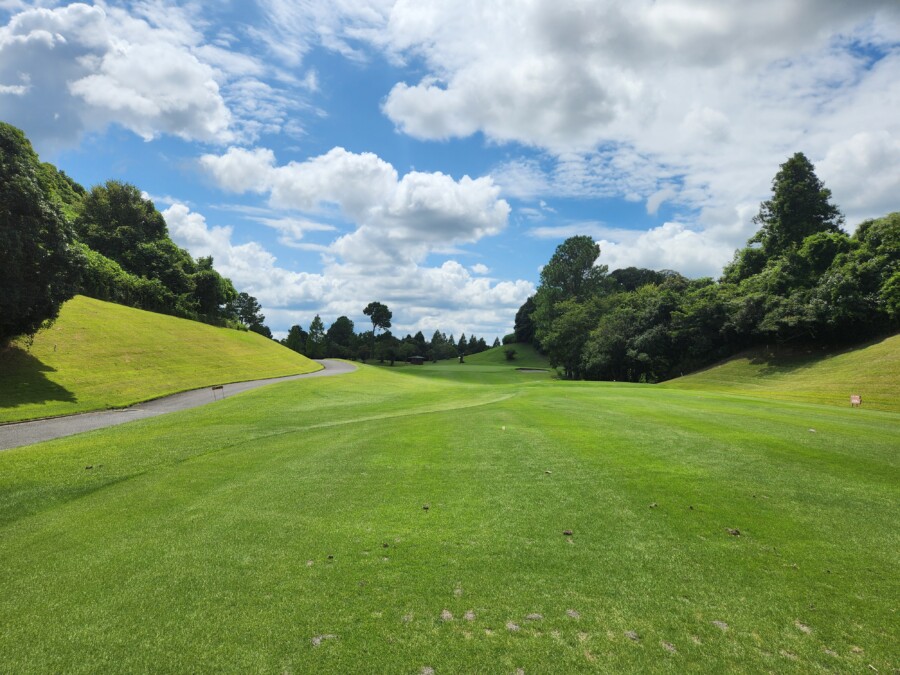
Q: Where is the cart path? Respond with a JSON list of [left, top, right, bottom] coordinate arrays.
[[0, 359, 357, 451]]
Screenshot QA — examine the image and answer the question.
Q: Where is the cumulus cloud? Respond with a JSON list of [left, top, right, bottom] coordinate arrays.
[[202, 146, 511, 265], [530, 220, 735, 278], [0, 3, 234, 148], [352, 0, 898, 267], [163, 202, 533, 337], [0, 2, 311, 150]]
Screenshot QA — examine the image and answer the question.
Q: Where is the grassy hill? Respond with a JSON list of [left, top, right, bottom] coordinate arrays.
[[662, 334, 900, 412], [462, 342, 551, 369], [0, 364, 897, 672], [386, 342, 555, 384], [0, 295, 320, 423]]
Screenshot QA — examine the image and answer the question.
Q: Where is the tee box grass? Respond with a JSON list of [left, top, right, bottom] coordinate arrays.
[[1, 360, 897, 672]]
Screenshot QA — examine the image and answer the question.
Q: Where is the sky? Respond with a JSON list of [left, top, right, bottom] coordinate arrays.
[[2, 1, 899, 340]]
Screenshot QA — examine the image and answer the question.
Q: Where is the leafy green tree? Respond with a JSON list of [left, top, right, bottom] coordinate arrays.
[[306, 314, 326, 359], [228, 292, 266, 328], [191, 256, 237, 318], [532, 236, 608, 374], [363, 301, 392, 334], [750, 152, 844, 258], [0, 122, 78, 344], [492, 337, 501, 348], [325, 316, 356, 357], [75, 181, 168, 268], [363, 301, 392, 357], [457, 333, 468, 356], [283, 325, 308, 354]]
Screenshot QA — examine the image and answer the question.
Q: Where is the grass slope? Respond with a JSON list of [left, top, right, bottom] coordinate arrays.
[[0, 295, 320, 423], [663, 334, 900, 412], [462, 342, 551, 369], [1, 365, 897, 672]]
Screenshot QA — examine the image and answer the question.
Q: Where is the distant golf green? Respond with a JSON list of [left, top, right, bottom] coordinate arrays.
[[664, 334, 900, 412], [1, 362, 897, 673], [0, 296, 320, 422]]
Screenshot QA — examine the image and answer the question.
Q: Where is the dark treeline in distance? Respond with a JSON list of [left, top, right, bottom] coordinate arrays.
[[514, 152, 899, 381], [1, 121, 271, 345], [280, 304, 495, 364]]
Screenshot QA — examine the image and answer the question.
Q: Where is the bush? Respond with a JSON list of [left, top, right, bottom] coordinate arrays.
[[502, 333, 517, 345], [504, 348, 517, 361]]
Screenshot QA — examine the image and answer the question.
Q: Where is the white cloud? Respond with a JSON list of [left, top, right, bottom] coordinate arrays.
[[0, 3, 314, 150], [194, 145, 528, 334], [162, 202, 533, 338], [202, 145, 511, 265], [530, 220, 736, 278], [0, 3, 234, 148], [365, 0, 899, 267]]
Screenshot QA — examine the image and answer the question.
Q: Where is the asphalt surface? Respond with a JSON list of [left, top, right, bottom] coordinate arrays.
[[0, 359, 357, 451]]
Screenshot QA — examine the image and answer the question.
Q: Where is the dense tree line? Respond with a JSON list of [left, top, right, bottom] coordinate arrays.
[[280, 303, 493, 364], [516, 153, 899, 381], [1, 122, 271, 344]]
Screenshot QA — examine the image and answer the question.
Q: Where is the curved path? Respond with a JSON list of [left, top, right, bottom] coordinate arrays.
[[0, 359, 356, 451]]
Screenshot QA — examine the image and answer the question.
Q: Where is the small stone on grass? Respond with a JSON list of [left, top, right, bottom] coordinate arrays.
[[563, 529, 573, 536]]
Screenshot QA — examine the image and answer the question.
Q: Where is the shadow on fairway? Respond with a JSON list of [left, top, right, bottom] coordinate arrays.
[[0, 347, 77, 409]]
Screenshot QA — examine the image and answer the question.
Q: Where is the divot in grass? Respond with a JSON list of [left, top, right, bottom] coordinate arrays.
[[464, 610, 476, 621], [440, 609, 453, 621], [625, 631, 640, 642], [311, 634, 336, 647], [525, 613, 543, 621], [566, 609, 580, 619], [662, 641, 677, 654], [712, 620, 729, 631], [506, 621, 520, 632], [794, 620, 811, 634]]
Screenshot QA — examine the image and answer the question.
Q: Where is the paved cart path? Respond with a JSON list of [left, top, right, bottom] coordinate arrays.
[[0, 359, 356, 451]]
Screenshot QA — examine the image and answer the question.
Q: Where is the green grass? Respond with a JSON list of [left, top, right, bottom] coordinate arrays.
[[462, 342, 552, 370], [664, 334, 900, 412], [0, 295, 320, 423], [1, 364, 897, 672], [375, 342, 554, 385]]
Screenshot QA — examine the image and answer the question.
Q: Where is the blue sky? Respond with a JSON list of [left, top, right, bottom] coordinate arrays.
[[2, 1, 898, 339]]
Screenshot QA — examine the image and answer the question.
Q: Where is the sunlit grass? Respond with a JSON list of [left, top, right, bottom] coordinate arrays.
[[1, 365, 897, 672], [664, 333, 900, 412], [0, 296, 319, 422]]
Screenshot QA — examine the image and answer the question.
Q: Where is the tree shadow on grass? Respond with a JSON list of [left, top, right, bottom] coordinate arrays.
[[0, 347, 76, 409]]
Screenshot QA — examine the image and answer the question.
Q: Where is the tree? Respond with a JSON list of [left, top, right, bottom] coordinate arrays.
[[514, 295, 536, 344], [306, 314, 326, 359], [492, 337, 501, 348], [191, 256, 237, 318], [538, 235, 607, 300], [325, 316, 355, 357], [750, 152, 844, 258], [75, 181, 168, 269], [229, 292, 266, 330], [457, 333, 468, 356], [364, 301, 392, 357], [0, 122, 78, 344], [283, 325, 308, 354], [363, 301, 392, 334]]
